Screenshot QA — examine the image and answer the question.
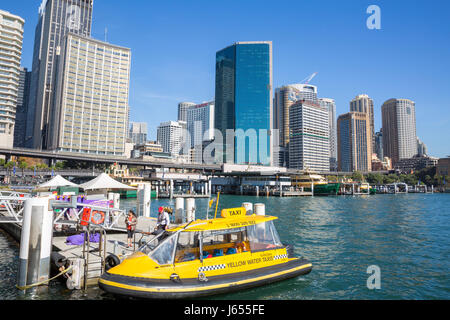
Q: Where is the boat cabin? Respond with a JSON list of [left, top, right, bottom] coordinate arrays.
[[139, 209, 284, 267]]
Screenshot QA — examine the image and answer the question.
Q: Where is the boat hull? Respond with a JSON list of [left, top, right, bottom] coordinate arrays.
[[307, 183, 340, 196], [98, 257, 312, 299]]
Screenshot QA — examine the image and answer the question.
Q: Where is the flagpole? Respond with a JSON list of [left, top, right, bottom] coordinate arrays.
[[214, 191, 220, 219]]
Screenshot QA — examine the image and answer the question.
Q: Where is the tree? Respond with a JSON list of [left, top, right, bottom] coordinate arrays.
[[18, 161, 27, 175], [366, 173, 384, 185], [383, 174, 398, 184], [4, 161, 15, 170], [433, 174, 443, 186], [352, 171, 364, 182]]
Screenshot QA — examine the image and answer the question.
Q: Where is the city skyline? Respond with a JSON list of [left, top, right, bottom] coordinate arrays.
[[2, 0, 450, 158]]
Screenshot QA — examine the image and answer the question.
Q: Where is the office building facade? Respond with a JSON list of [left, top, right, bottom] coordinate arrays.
[[13, 67, 31, 147], [288, 100, 329, 172], [215, 41, 273, 166], [381, 98, 417, 165], [186, 101, 214, 148], [0, 10, 24, 149], [319, 98, 337, 171], [157, 120, 186, 156], [129, 122, 148, 145], [177, 101, 196, 122], [350, 94, 374, 150], [374, 130, 383, 160], [337, 112, 372, 172], [50, 33, 131, 155], [30, 0, 94, 150], [416, 137, 427, 157]]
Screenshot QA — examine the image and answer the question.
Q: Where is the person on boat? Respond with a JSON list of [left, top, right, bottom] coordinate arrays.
[[149, 206, 172, 242], [156, 206, 171, 231], [125, 210, 137, 248]]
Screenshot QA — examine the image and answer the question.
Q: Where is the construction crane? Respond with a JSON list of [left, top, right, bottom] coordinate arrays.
[[301, 72, 318, 84]]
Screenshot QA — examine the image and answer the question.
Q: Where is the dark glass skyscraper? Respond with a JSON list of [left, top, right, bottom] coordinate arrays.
[[214, 41, 273, 165], [13, 68, 32, 148], [29, 0, 93, 149]]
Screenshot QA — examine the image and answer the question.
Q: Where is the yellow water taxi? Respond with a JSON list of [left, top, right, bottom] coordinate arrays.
[[98, 207, 312, 299]]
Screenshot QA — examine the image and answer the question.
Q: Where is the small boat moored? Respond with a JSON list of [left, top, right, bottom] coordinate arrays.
[[98, 206, 312, 299]]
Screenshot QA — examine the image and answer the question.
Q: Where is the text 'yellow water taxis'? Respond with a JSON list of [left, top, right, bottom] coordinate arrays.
[[98, 206, 312, 299]]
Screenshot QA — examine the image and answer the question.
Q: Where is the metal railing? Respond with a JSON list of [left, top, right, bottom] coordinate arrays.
[[52, 202, 128, 231], [0, 192, 31, 224]]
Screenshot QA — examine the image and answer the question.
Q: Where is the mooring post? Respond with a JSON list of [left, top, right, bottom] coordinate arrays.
[[175, 197, 184, 223], [242, 202, 253, 215], [186, 198, 195, 222], [17, 197, 54, 290]]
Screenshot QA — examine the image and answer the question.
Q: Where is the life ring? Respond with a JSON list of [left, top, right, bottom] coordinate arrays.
[[105, 254, 120, 271], [91, 210, 105, 225]]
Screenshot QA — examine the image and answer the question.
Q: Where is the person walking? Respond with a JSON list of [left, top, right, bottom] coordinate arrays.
[[125, 210, 137, 248]]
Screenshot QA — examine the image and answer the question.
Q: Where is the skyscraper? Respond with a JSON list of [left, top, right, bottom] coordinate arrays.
[[273, 83, 319, 167], [337, 112, 372, 172], [319, 98, 337, 171], [288, 100, 329, 172], [381, 98, 417, 165], [177, 102, 196, 122], [417, 137, 427, 157], [0, 10, 24, 149], [186, 101, 215, 148], [350, 94, 375, 150], [13, 67, 31, 148], [30, 0, 94, 150], [215, 41, 273, 165], [129, 122, 148, 146], [49, 33, 131, 155], [374, 130, 383, 160], [157, 120, 186, 156]]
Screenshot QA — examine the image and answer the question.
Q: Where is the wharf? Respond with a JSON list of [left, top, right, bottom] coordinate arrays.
[[157, 193, 210, 199], [0, 211, 160, 288], [272, 190, 313, 197], [52, 216, 159, 287]]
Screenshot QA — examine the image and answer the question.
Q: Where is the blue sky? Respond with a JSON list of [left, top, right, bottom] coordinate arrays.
[[3, 0, 450, 157]]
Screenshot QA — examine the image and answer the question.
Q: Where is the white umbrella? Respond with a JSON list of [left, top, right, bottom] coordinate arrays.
[[39, 175, 79, 188], [79, 173, 136, 191]]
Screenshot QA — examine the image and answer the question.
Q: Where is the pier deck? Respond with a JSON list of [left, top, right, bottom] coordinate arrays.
[[51, 216, 159, 287]]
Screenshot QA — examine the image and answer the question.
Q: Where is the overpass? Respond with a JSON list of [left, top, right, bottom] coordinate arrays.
[[0, 147, 221, 172], [0, 147, 390, 177]]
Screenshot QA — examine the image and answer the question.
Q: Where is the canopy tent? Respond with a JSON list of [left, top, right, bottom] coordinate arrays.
[[79, 173, 136, 191], [39, 175, 79, 188]]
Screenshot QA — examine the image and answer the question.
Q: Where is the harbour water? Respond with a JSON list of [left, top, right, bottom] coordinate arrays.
[[1, 193, 449, 300]]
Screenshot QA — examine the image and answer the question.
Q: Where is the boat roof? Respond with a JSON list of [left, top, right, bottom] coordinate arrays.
[[169, 214, 278, 233]]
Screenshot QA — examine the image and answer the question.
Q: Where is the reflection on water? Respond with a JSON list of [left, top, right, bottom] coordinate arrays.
[[0, 194, 449, 300]]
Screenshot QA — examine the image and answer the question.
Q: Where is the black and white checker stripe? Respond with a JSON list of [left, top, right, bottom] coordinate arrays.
[[274, 254, 288, 260], [198, 264, 226, 273]]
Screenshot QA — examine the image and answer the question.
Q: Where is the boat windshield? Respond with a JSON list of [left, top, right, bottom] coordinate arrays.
[[246, 220, 283, 251], [148, 233, 178, 265]]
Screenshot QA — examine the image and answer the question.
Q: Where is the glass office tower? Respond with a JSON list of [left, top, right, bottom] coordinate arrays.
[[215, 41, 273, 165]]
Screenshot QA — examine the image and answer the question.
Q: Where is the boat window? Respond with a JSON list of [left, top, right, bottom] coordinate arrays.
[[148, 233, 178, 265], [201, 227, 248, 257], [246, 221, 283, 252], [175, 231, 200, 263]]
